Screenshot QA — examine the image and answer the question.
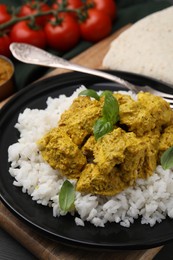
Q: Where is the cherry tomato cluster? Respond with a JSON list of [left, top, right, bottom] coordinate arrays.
[[0, 0, 117, 57]]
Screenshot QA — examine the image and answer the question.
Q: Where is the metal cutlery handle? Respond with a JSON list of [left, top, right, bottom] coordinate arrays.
[[10, 43, 137, 92]]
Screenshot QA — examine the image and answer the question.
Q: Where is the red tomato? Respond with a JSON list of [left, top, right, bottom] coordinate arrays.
[[0, 34, 11, 57], [92, 0, 117, 21], [44, 13, 80, 51], [79, 9, 112, 42], [10, 21, 46, 49], [18, 1, 50, 26], [52, 0, 84, 20], [52, 0, 83, 9], [0, 4, 11, 25]]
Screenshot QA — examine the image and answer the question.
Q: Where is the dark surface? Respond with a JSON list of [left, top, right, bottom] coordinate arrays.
[[1, 71, 173, 254], [0, 227, 173, 260], [0, 228, 173, 260], [0, 229, 37, 260]]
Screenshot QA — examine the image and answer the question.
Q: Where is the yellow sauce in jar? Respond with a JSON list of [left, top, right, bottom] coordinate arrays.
[[0, 56, 14, 86]]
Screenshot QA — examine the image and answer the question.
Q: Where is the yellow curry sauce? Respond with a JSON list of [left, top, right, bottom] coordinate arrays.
[[0, 56, 14, 86], [37, 92, 173, 196]]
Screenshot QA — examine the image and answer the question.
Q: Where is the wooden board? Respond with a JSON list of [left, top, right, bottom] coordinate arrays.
[[0, 25, 163, 260]]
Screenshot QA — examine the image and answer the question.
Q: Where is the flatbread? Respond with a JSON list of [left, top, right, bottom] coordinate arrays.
[[102, 6, 173, 85]]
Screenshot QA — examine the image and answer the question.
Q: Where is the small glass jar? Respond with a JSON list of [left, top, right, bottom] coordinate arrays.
[[0, 55, 14, 101]]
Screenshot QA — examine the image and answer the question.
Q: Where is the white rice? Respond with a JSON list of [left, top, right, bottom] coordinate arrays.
[[8, 86, 173, 227]]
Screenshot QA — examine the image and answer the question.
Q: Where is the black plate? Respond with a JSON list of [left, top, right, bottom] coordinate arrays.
[[1, 70, 173, 251]]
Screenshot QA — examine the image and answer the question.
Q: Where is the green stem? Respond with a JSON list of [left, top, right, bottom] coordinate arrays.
[[0, 3, 93, 31], [0, 10, 54, 30]]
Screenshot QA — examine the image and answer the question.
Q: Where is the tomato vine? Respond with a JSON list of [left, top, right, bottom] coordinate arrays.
[[0, 0, 117, 56]]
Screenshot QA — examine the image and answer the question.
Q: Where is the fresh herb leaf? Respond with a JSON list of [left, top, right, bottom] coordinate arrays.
[[79, 88, 120, 140], [59, 180, 75, 212], [102, 91, 119, 124], [100, 90, 113, 97], [78, 89, 100, 101], [94, 117, 114, 140], [161, 146, 173, 170]]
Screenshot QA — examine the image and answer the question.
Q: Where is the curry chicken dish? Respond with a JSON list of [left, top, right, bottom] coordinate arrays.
[[37, 91, 173, 196]]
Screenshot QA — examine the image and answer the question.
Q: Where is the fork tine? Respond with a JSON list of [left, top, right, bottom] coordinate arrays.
[[148, 90, 173, 99], [164, 100, 173, 109], [143, 87, 173, 108], [158, 92, 173, 98], [141, 86, 173, 99], [162, 97, 173, 105]]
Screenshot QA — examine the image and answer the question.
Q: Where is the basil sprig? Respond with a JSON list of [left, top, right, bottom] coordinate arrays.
[[79, 89, 100, 101], [79, 89, 119, 140], [59, 180, 75, 212], [161, 146, 173, 170], [102, 91, 119, 124], [93, 118, 114, 140]]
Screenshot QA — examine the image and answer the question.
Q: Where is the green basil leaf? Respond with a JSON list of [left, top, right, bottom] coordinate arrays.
[[59, 180, 75, 212], [102, 91, 119, 124], [79, 89, 119, 140], [94, 117, 114, 140], [161, 146, 173, 170], [100, 90, 113, 97], [78, 89, 100, 101]]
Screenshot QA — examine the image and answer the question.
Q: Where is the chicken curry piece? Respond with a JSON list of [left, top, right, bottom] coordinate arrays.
[[37, 92, 173, 196]]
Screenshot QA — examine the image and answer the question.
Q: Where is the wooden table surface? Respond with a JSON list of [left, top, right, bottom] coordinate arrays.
[[0, 25, 163, 260]]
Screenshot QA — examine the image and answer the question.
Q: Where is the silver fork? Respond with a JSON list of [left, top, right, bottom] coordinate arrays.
[[10, 43, 173, 108]]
